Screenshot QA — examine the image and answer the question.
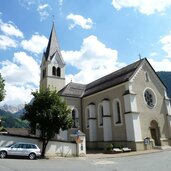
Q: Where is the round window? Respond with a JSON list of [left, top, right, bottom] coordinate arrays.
[[144, 89, 156, 108]]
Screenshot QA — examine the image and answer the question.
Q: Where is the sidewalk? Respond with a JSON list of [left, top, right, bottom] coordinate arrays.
[[86, 148, 165, 159]]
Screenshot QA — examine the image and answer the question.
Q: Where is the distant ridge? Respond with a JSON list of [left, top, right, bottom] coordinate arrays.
[[0, 104, 24, 114], [0, 106, 28, 128], [157, 71, 171, 99]]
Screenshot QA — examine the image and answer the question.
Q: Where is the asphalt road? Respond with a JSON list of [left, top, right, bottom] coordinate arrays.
[[0, 150, 171, 171]]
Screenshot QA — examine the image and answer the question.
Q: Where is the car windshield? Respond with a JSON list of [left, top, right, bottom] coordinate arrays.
[[5, 143, 15, 147]]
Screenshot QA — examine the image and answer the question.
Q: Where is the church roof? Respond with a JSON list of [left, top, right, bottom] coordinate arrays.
[[83, 58, 145, 97], [45, 23, 65, 64], [59, 58, 165, 98], [58, 82, 86, 98]]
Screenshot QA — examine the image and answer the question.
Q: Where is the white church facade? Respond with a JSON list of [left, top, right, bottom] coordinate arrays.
[[40, 23, 171, 151]]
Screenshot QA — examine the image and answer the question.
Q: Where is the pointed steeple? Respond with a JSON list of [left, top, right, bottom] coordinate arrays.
[[45, 22, 64, 65], [40, 22, 66, 92]]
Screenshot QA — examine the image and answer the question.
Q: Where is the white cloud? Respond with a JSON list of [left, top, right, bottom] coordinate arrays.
[[37, 3, 50, 21], [37, 4, 49, 10], [148, 58, 171, 71], [67, 13, 93, 30], [58, 0, 63, 15], [0, 83, 35, 106], [21, 34, 48, 54], [0, 20, 23, 38], [160, 32, 171, 57], [149, 52, 158, 57], [19, 1, 50, 21], [0, 35, 17, 50], [59, 0, 63, 6], [19, 0, 35, 10], [62, 35, 123, 84], [112, 0, 171, 15], [0, 52, 40, 105], [0, 52, 40, 85], [0, 19, 23, 50]]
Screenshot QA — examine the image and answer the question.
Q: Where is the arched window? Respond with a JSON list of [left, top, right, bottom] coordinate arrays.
[[42, 68, 46, 78], [86, 107, 90, 128], [98, 104, 103, 126], [71, 108, 79, 128], [113, 99, 122, 125], [57, 67, 61, 77], [145, 72, 150, 82], [52, 66, 56, 76], [144, 88, 156, 108]]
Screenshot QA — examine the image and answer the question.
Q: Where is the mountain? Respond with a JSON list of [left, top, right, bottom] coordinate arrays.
[[0, 108, 29, 128], [0, 104, 25, 114], [157, 71, 171, 99]]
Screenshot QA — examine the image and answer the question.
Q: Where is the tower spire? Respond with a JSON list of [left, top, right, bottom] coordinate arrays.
[[45, 21, 64, 65], [40, 21, 66, 92]]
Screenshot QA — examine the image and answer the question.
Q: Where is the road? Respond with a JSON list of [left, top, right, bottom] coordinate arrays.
[[0, 150, 171, 171]]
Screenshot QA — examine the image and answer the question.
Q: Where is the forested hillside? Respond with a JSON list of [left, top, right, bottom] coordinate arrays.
[[157, 71, 171, 99], [0, 109, 29, 128]]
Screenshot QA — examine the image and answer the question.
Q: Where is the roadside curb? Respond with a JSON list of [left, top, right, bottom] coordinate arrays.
[[86, 149, 164, 159]]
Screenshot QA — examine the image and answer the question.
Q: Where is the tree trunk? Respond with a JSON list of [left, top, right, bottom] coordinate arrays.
[[41, 139, 48, 158]]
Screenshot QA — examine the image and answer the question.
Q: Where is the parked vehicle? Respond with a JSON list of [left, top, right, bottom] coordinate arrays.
[[0, 142, 41, 160]]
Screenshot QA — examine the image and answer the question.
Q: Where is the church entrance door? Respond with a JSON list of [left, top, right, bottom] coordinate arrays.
[[150, 120, 161, 146]]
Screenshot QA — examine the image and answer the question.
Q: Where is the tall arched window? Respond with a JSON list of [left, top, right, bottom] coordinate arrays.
[[86, 107, 90, 128], [98, 104, 103, 126], [42, 68, 46, 78], [71, 108, 79, 128], [52, 66, 56, 76], [145, 71, 150, 82], [57, 67, 61, 77], [113, 99, 122, 125]]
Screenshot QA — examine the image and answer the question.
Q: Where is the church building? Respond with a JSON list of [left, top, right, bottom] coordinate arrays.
[[40, 23, 171, 151]]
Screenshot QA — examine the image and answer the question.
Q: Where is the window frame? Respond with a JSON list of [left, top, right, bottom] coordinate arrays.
[[71, 108, 79, 129], [113, 99, 122, 126], [98, 104, 103, 127], [143, 88, 157, 109], [52, 66, 56, 76]]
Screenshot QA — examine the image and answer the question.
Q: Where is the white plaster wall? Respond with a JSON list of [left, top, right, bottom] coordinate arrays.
[[77, 135, 86, 157], [102, 100, 110, 116], [0, 135, 77, 157], [125, 113, 142, 141], [167, 116, 171, 137], [124, 93, 137, 113], [102, 100, 112, 141], [103, 117, 112, 141], [165, 99, 171, 115], [89, 104, 97, 141], [89, 104, 96, 118], [57, 130, 68, 141], [45, 141, 76, 157], [130, 95, 137, 112], [89, 119, 97, 141], [124, 94, 131, 112]]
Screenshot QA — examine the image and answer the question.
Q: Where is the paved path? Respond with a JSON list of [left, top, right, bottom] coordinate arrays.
[[1, 148, 171, 171]]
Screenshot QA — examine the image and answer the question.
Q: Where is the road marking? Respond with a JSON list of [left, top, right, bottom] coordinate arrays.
[[94, 160, 116, 165]]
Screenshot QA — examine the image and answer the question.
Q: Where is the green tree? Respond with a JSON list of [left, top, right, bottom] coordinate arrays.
[[0, 73, 5, 102], [23, 89, 73, 158]]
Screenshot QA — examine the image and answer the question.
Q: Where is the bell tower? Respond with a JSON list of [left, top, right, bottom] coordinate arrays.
[[40, 22, 65, 91]]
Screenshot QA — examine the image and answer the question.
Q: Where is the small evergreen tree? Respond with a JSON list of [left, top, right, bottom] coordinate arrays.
[[23, 89, 73, 157]]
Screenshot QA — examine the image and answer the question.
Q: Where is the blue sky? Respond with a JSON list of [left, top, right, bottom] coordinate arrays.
[[1, 0, 171, 106]]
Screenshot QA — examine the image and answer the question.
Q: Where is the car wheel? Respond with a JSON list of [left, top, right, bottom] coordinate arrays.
[[29, 153, 36, 160], [0, 151, 7, 159]]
